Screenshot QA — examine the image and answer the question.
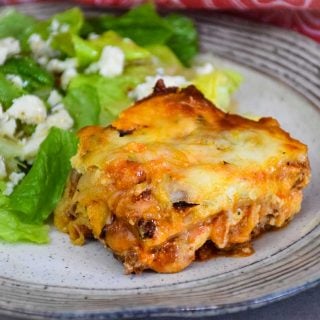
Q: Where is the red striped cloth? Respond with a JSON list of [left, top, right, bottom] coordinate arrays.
[[1, 0, 320, 42]]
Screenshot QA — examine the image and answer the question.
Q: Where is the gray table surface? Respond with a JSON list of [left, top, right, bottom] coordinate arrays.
[[209, 284, 320, 320]]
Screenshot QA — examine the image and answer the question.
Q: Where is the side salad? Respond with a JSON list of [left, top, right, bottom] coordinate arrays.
[[0, 4, 242, 243]]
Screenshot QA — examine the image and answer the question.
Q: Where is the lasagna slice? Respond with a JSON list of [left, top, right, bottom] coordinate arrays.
[[54, 80, 310, 273]]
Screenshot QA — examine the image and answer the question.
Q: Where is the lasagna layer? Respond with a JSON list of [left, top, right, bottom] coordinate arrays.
[[54, 81, 310, 273]]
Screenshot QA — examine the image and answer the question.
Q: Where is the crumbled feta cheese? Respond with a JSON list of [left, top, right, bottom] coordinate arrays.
[[123, 38, 132, 44], [86, 46, 125, 77], [0, 156, 6, 179], [156, 68, 165, 75], [6, 74, 27, 88], [195, 62, 214, 75], [51, 102, 64, 113], [0, 47, 7, 66], [60, 24, 70, 33], [11, 172, 25, 185], [28, 34, 47, 56], [46, 58, 77, 73], [3, 184, 13, 196], [28, 33, 56, 60], [0, 116, 16, 137], [50, 19, 60, 33], [46, 108, 74, 130], [130, 75, 188, 101], [1, 37, 20, 55], [47, 90, 62, 107], [85, 62, 99, 74], [22, 105, 74, 158], [50, 19, 69, 34], [7, 95, 47, 125], [88, 33, 99, 40], [99, 46, 125, 77], [3, 172, 25, 195], [22, 123, 48, 159], [61, 67, 77, 90], [0, 37, 20, 65], [37, 56, 49, 66]]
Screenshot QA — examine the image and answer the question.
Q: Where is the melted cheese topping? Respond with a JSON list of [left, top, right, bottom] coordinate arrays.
[[55, 83, 310, 273]]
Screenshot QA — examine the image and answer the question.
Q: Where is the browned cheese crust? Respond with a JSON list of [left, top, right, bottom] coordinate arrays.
[[54, 81, 311, 273]]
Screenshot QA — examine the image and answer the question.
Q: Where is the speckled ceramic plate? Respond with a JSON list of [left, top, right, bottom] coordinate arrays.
[[0, 4, 320, 320]]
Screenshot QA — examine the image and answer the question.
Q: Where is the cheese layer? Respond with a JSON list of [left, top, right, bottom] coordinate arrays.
[[54, 83, 310, 273]]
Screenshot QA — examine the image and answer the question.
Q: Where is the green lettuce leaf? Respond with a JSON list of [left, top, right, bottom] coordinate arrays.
[[193, 70, 243, 111], [0, 9, 36, 43], [92, 5, 172, 46], [51, 30, 151, 67], [0, 208, 49, 243], [69, 74, 133, 125], [51, 32, 99, 66], [9, 127, 78, 224], [22, 8, 84, 53], [0, 9, 50, 52], [64, 85, 100, 130], [124, 62, 156, 84], [0, 73, 24, 109], [164, 14, 198, 67], [71, 34, 99, 65], [88, 4, 198, 66], [50, 32, 75, 57], [0, 185, 49, 243], [145, 44, 184, 75], [23, 21, 51, 50], [51, 7, 84, 34], [0, 57, 54, 93], [89, 31, 151, 62]]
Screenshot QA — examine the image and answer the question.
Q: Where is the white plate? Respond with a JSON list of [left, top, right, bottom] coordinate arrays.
[[0, 5, 319, 319]]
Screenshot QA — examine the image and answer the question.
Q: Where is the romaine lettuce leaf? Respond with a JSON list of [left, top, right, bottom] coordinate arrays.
[[49, 32, 75, 57], [51, 30, 150, 67], [124, 62, 156, 84], [0, 73, 24, 109], [51, 33, 99, 67], [193, 70, 243, 111], [51, 7, 84, 34], [0, 183, 49, 243], [9, 127, 78, 224], [23, 20, 51, 50], [0, 9, 50, 52], [145, 44, 184, 75], [22, 8, 84, 54], [164, 14, 198, 67], [64, 85, 100, 130], [69, 74, 133, 125], [0, 57, 54, 93], [95, 76, 133, 119], [88, 4, 198, 66], [92, 5, 172, 46], [0, 208, 49, 243], [0, 9, 36, 43], [0, 181, 7, 203], [89, 31, 151, 62], [72, 34, 99, 65]]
